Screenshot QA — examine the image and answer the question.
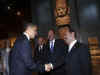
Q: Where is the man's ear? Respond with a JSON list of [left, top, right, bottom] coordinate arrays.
[[72, 32, 75, 37]]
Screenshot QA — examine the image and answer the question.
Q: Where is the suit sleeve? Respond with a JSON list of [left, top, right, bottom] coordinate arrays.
[[79, 45, 92, 75], [51, 41, 67, 69], [52, 53, 66, 69], [19, 40, 45, 72], [34, 46, 39, 62]]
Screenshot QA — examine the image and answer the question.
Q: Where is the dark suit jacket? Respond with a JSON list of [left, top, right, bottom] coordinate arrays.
[[9, 35, 44, 75], [45, 39, 67, 75], [34, 44, 48, 75], [34, 44, 47, 65], [65, 42, 91, 75]]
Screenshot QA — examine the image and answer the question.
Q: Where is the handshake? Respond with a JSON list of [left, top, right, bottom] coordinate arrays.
[[45, 63, 53, 72]]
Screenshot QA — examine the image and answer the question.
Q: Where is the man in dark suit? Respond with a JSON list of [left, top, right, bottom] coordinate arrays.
[[45, 29, 67, 75], [34, 37, 46, 64], [9, 23, 52, 75], [64, 25, 91, 75], [34, 37, 47, 75]]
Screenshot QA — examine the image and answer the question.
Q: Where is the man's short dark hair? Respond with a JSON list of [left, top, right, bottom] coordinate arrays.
[[65, 24, 77, 38], [58, 24, 77, 38], [48, 29, 56, 34], [65, 24, 75, 32], [57, 24, 75, 32], [23, 22, 37, 32]]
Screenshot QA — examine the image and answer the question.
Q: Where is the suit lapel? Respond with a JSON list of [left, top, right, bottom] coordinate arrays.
[[68, 42, 80, 56], [48, 42, 50, 51], [53, 40, 57, 52], [47, 42, 51, 54]]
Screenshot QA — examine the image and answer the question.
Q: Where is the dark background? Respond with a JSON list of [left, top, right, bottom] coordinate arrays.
[[0, 0, 100, 45], [31, 0, 56, 37], [69, 0, 100, 44], [77, 0, 100, 44], [0, 0, 31, 39]]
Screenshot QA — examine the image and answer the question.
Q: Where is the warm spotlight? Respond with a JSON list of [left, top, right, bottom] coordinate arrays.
[[16, 11, 21, 16]]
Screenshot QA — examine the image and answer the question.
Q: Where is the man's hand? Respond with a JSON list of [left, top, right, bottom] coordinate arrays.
[[45, 64, 53, 72]]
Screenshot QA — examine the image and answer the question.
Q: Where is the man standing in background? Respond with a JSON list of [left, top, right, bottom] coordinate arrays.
[[34, 37, 47, 75], [45, 29, 67, 75]]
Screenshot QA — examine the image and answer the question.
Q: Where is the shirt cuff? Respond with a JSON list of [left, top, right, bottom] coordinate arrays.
[[49, 63, 53, 70]]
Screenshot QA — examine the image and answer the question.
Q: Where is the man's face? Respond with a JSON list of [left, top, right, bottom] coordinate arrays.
[[48, 30, 55, 41], [38, 37, 44, 45], [64, 30, 73, 44], [29, 26, 38, 39]]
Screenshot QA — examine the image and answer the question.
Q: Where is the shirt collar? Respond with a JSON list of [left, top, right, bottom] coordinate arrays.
[[23, 32, 30, 40], [68, 40, 77, 52], [49, 39, 55, 48], [50, 39, 55, 43]]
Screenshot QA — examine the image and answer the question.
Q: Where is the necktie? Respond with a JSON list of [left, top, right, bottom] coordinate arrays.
[[50, 41, 54, 53]]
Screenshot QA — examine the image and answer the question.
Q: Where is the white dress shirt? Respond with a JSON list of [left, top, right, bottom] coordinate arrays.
[[49, 39, 55, 49], [23, 32, 30, 40], [68, 40, 77, 52], [39, 45, 43, 51]]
